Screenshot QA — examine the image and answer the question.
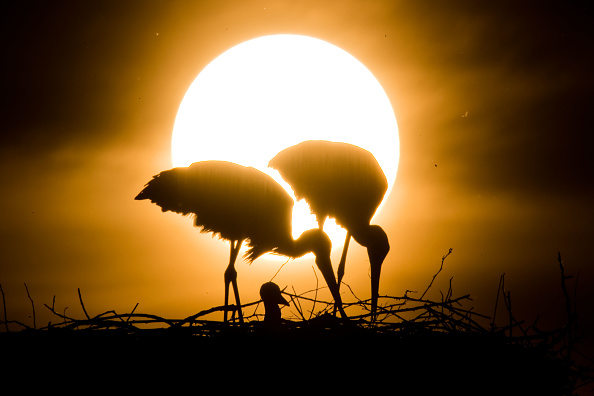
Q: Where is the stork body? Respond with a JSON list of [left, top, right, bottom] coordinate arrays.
[[135, 160, 345, 322], [269, 140, 390, 319]]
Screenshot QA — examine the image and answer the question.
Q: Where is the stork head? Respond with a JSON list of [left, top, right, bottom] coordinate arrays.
[[292, 228, 331, 259]]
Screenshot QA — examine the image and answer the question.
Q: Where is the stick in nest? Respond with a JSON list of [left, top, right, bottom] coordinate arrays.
[[0, 283, 8, 332], [421, 248, 453, 300], [24, 283, 36, 330]]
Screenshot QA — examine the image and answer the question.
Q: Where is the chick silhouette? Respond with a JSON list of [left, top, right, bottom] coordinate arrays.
[[260, 282, 289, 324], [135, 160, 346, 322]]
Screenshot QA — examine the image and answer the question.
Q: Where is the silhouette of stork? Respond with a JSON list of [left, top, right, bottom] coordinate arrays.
[[259, 282, 289, 324], [135, 160, 345, 322], [269, 140, 390, 319]]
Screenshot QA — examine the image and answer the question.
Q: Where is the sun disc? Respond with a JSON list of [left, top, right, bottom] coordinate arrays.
[[171, 34, 399, 256]]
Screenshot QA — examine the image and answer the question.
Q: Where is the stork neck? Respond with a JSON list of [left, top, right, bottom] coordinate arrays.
[[273, 229, 331, 259], [351, 224, 373, 248]]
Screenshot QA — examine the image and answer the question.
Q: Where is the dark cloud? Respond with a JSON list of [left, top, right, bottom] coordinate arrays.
[[3, 2, 172, 149], [392, 1, 594, 198]]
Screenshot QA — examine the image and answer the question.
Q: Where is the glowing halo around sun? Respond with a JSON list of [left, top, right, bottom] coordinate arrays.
[[171, 34, 399, 256]]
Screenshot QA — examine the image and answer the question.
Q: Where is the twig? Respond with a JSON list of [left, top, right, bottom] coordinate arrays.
[[290, 286, 307, 321], [342, 282, 367, 314], [270, 257, 291, 281], [421, 248, 453, 299], [177, 299, 265, 326], [44, 303, 76, 323], [0, 283, 7, 332], [446, 277, 453, 301], [310, 266, 319, 320], [126, 303, 139, 323], [24, 283, 36, 330], [491, 273, 505, 330], [558, 252, 575, 365], [78, 288, 91, 320], [558, 252, 573, 324], [506, 289, 512, 337], [44, 302, 177, 329]]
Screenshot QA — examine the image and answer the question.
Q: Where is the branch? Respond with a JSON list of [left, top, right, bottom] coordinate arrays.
[[0, 283, 7, 332], [290, 286, 307, 321], [490, 273, 505, 330], [558, 252, 575, 364], [24, 283, 36, 330], [78, 288, 91, 320], [421, 248, 453, 299], [126, 303, 139, 323], [558, 252, 574, 326]]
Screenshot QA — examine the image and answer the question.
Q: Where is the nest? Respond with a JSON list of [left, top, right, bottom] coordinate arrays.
[[1, 252, 592, 395]]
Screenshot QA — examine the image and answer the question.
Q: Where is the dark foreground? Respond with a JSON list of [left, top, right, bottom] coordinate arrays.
[[1, 321, 582, 395]]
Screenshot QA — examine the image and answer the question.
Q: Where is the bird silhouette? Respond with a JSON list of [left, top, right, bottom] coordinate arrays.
[[269, 140, 390, 320], [259, 282, 289, 324], [135, 160, 345, 322]]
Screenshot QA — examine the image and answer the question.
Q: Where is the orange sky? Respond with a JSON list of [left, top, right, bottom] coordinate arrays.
[[2, 0, 592, 343]]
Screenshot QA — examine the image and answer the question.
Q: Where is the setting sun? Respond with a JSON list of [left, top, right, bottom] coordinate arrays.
[[171, 34, 399, 251]]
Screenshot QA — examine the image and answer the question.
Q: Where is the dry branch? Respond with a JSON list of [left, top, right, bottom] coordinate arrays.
[[0, 284, 7, 332], [78, 288, 91, 320], [24, 283, 35, 330], [421, 248, 452, 299]]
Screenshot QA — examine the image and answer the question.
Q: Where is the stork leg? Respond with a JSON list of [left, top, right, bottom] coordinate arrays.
[[333, 232, 351, 317], [224, 239, 244, 323], [336, 232, 352, 289]]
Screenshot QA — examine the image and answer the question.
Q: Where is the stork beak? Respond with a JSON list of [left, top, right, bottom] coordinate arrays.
[[315, 254, 347, 318], [368, 240, 389, 321], [370, 254, 382, 321], [277, 294, 290, 306]]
